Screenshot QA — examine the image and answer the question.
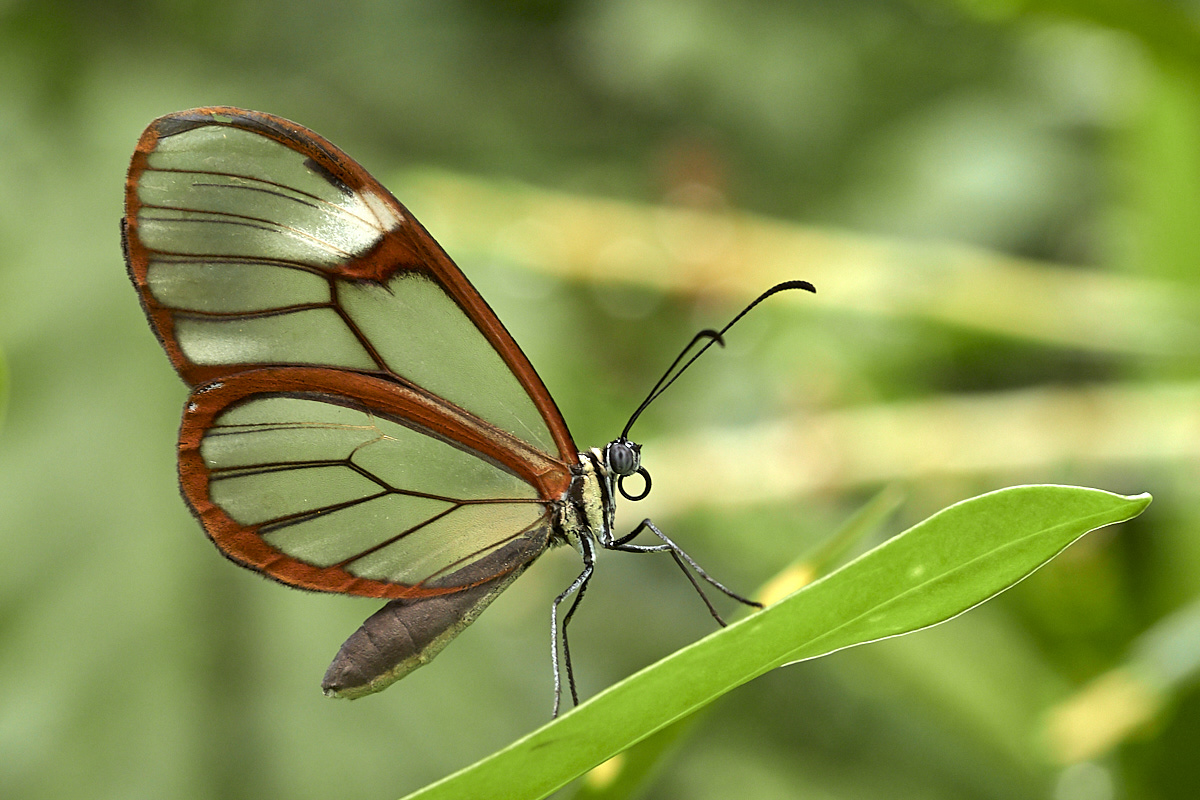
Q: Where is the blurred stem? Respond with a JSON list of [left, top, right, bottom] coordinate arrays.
[[1116, 61, 1200, 286], [396, 170, 1200, 357], [638, 380, 1200, 515], [0, 346, 7, 431]]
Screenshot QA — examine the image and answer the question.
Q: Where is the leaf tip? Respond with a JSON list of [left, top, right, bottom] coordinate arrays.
[[1124, 492, 1152, 513]]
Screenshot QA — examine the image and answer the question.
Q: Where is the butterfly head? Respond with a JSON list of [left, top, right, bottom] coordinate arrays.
[[605, 438, 651, 502]]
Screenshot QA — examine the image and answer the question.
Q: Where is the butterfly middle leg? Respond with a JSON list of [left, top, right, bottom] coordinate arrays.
[[552, 532, 596, 716]]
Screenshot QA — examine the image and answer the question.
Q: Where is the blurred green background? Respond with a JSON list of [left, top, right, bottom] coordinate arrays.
[[2, 1, 1199, 798]]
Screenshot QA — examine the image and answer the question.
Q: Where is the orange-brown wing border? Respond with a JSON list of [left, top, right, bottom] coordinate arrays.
[[123, 106, 576, 462], [180, 366, 573, 599]]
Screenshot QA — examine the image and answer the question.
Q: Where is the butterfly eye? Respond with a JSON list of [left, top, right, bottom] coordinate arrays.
[[607, 440, 652, 502], [606, 439, 640, 476]]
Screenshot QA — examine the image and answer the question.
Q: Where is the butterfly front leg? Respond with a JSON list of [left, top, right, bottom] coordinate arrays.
[[599, 519, 763, 626]]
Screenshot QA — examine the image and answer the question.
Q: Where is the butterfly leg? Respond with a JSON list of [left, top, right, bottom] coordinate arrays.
[[551, 532, 596, 717], [602, 519, 763, 626]]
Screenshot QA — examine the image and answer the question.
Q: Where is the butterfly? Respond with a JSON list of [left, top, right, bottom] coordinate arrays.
[[121, 107, 815, 714]]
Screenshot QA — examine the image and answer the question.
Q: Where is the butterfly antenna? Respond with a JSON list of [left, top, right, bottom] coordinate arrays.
[[619, 280, 816, 440]]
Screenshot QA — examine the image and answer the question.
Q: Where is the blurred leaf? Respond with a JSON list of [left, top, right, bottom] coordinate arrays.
[[953, 0, 1200, 74], [401, 486, 1150, 800], [757, 483, 905, 606], [1046, 593, 1200, 763]]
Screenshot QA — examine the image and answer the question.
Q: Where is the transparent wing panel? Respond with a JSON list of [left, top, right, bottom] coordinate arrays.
[[340, 274, 555, 454], [144, 127, 400, 258], [146, 259, 330, 313], [345, 502, 547, 585], [261, 495, 454, 567], [211, 464, 383, 526], [174, 310, 376, 369]]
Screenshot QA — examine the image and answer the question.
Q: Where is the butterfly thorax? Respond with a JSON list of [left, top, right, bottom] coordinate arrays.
[[558, 448, 617, 548]]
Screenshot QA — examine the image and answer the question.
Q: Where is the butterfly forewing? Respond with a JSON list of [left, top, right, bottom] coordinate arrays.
[[124, 108, 573, 460], [125, 108, 577, 601]]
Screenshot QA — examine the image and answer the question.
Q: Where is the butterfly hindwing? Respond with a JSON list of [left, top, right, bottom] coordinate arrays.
[[180, 367, 563, 598]]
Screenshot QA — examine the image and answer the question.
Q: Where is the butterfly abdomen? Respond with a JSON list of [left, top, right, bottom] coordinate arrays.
[[322, 525, 550, 698]]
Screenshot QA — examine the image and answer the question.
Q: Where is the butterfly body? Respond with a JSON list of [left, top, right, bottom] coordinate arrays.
[[125, 107, 804, 712]]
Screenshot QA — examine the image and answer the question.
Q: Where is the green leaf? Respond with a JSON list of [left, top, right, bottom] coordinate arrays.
[[401, 485, 1151, 800]]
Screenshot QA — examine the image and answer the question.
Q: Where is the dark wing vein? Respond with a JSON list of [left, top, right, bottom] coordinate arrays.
[[147, 165, 384, 230]]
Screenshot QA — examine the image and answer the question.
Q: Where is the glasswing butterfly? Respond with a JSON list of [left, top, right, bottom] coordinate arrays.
[[121, 107, 814, 714]]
